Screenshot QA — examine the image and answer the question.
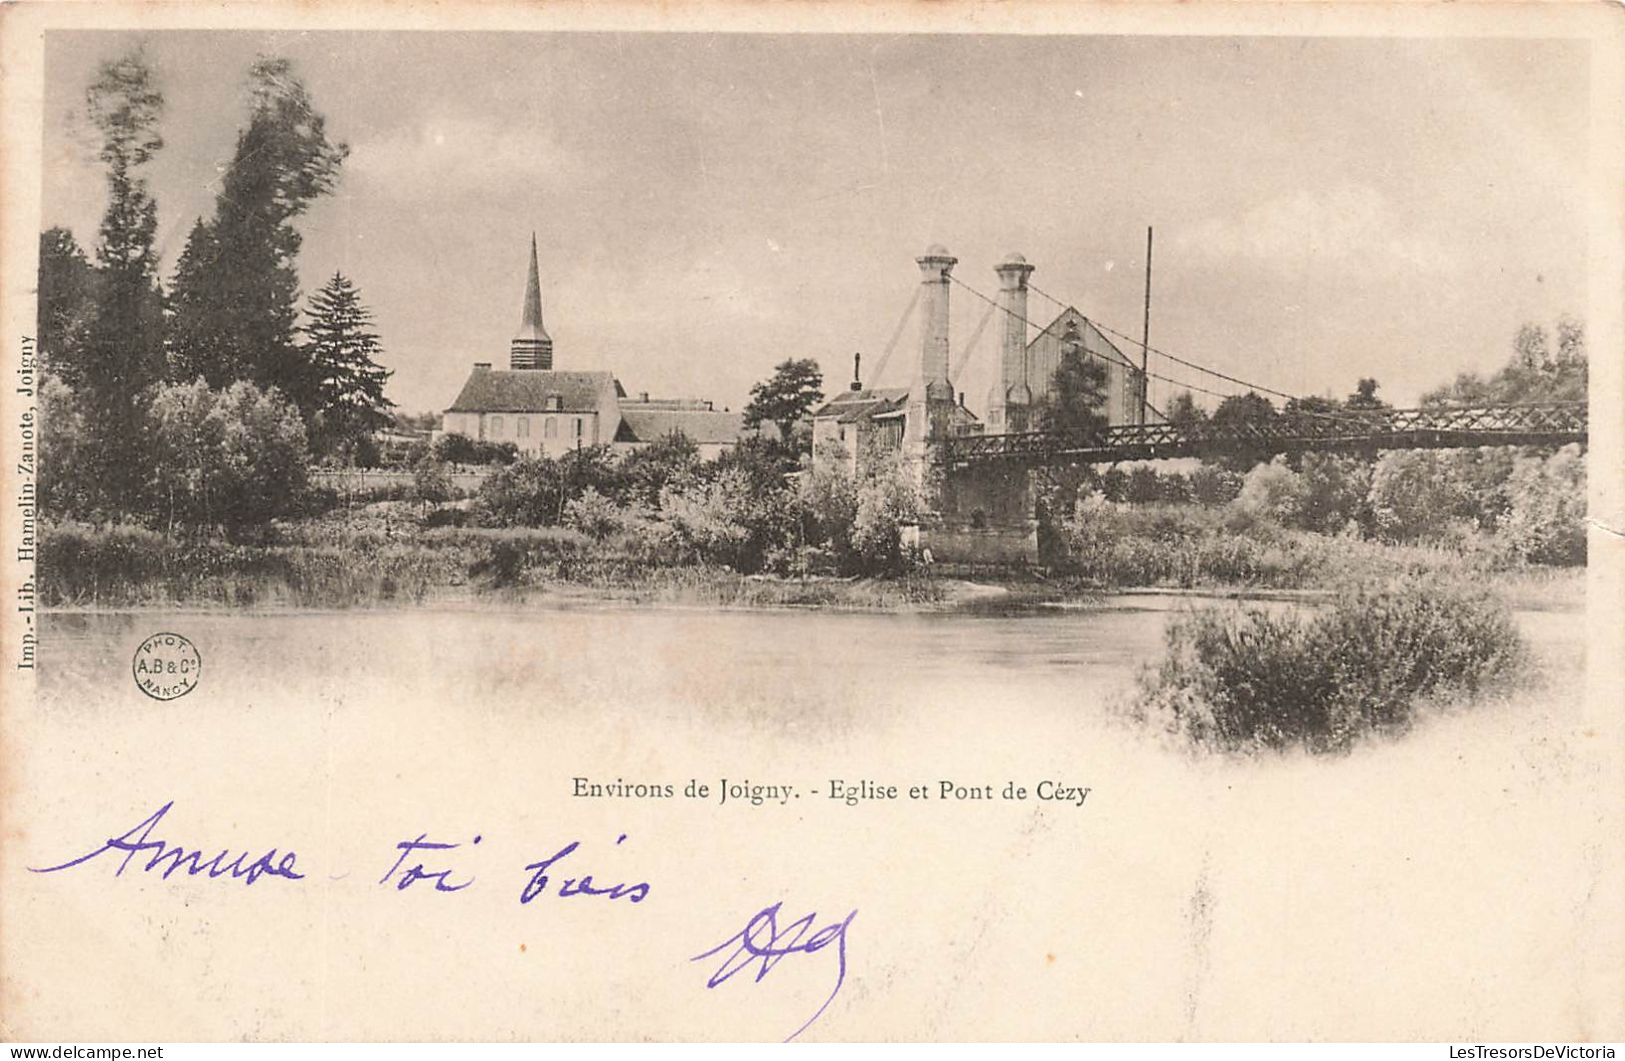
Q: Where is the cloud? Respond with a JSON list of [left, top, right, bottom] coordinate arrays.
[[1174, 184, 1458, 277], [346, 114, 578, 200]]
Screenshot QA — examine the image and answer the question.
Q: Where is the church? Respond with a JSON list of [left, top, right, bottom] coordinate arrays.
[[440, 237, 769, 460]]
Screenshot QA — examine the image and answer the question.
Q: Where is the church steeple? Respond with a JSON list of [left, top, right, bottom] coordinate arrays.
[[511, 233, 553, 370]]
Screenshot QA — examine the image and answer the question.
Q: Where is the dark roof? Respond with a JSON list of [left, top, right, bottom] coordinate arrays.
[[811, 386, 910, 423], [447, 369, 624, 413], [619, 407, 776, 446]]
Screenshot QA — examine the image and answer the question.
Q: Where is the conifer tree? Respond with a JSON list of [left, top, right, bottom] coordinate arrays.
[[1034, 341, 1108, 437], [36, 227, 96, 388], [303, 272, 394, 459], [165, 217, 226, 384]]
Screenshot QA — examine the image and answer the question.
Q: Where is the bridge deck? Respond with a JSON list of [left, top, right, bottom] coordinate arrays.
[[937, 402, 1587, 467]]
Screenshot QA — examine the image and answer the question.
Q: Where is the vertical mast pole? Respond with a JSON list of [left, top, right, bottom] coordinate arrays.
[[1140, 226, 1154, 425]]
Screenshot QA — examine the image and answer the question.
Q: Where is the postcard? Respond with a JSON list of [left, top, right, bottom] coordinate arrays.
[[2, 0, 1621, 1044]]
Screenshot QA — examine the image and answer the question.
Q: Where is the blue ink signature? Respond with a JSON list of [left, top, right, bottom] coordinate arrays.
[[380, 833, 481, 892], [29, 800, 304, 886], [693, 901, 857, 1042], [520, 833, 651, 904]]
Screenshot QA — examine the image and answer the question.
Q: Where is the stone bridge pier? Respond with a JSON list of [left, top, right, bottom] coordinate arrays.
[[923, 460, 1040, 566]]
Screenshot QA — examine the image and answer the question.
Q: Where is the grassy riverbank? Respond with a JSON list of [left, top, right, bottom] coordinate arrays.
[[38, 506, 1584, 613], [37, 517, 949, 611]]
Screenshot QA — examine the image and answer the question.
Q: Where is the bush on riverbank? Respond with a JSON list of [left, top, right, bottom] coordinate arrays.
[[1133, 582, 1529, 754]]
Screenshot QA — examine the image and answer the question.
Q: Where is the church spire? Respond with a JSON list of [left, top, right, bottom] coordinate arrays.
[[511, 233, 553, 370]]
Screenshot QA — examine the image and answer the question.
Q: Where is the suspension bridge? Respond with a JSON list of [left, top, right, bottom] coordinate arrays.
[[836, 242, 1588, 564], [939, 401, 1589, 468]]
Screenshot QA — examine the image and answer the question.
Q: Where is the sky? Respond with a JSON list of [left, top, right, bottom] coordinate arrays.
[[40, 30, 1592, 416]]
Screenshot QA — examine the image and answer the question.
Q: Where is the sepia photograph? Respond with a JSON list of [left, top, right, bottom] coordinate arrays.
[[1, 2, 1621, 1046]]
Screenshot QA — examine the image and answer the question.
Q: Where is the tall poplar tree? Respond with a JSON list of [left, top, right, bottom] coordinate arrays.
[[166, 56, 347, 420], [81, 49, 167, 506], [303, 272, 394, 460]]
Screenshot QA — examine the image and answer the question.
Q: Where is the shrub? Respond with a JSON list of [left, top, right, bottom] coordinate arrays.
[[1189, 463, 1243, 506], [849, 463, 922, 575], [1498, 444, 1586, 565], [412, 456, 453, 504], [1296, 452, 1373, 533], [1234, 456, 1306, 526], [642, 471, 752, 567], [1367, 450, 1468, 543], [564, 487, 645, 541], [1134, 582, 1528, 753], [431, 432, 518, 466]]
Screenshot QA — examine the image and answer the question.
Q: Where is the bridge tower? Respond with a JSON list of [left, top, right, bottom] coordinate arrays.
[[986, 253, 1036, 434], [905, 244, 960, 459]]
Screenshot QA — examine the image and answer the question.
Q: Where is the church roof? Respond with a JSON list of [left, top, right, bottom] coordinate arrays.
[[618, 407, 778, 446], [447, 368, 624, 413], [1030, 306, 1137, 371], [514, 234, 551, 344]]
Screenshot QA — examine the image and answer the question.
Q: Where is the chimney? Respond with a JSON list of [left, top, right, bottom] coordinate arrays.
[[851, 351, 863, 391], [638, 391, 649, 402], [916, 245, 957, 404], [991, 253, 1036, 432]]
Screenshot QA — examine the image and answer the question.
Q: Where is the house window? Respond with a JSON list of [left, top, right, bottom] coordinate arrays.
[[838, 425, 847, 443], [544, 418, 557, 439], [547, 395, 564, 412], [517, 417, 530, 438], [574, 417, 583, 439], [489, 415, 504, 438]]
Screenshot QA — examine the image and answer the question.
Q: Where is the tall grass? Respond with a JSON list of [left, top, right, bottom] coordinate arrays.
[[37, 519, 946, 611], [1055, 501, 1496, 591], [1133, 581, 1529, 754]]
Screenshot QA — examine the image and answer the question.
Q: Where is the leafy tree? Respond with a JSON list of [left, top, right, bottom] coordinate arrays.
[[147, 379, 309, 532], [744, 358, 824, 444], [1034, 344, 1108, 436], [81, 49, 168, 507], [38, 374, 94, 517], [1209, 391, 1277, 471], [849, 463, 921, 574], [1554, 315, 1585, 367], [1425, 319, 1587, 406], [619, 431, 700, 507], [303, 272, 394, 460], [1165, 391, 1207, 427], [37, 228, 96, 387], [167, 57, 347, 421], [1514, 323, 1550, 370], [1211, 391, 1277, 427], [1345, 377, 1388, 411]]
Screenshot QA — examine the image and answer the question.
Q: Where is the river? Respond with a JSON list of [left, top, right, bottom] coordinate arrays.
[[15, 593, 1610, 1040]]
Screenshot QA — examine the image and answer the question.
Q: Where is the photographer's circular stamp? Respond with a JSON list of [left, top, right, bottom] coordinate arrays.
[[133, 632, 202, 701]]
